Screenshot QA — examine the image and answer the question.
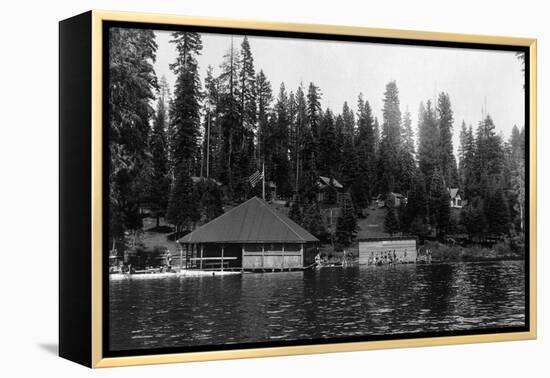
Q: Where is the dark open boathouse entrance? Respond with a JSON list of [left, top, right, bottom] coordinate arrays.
[[177, 197, 319, 272]]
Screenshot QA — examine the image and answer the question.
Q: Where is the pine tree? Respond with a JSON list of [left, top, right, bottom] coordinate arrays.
[[399, 110, 416, 191], [485, 188, 511, 236], [256, 70, 273, 163], [269, 83, 292, 196], [401, 109, 415, 156], [306, 82, 322, 170], [195, 179, 224, 223], [355, 96, 376, 205], [319, 108, 338, 175], [202, 65, 221, 179], [166, 169, 200, 235], [217, 38, 242, 197], [461, 197, 487, 242], [384, 206, 400, 236], [378, 81, 403, 193], [458, 122, 476, 199], [342, 101, 355, 141], [238, 36, 257, 162], [417, 100, 440, 187], [293, 84, 308, 192], [473, 115, 505, 199], [401, 171, 428, 233], [302, 202, 328, 241], [288, 91, 299, 192], [437, 92, 458, 187], [149, 80, 171, 227], [108, 28, 158, 245], [336, 198, 358, 246], [169, 31, 203, 174]]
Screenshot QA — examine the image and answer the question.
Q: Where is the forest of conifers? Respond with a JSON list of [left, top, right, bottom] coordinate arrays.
[[108, 28, 526, 250]]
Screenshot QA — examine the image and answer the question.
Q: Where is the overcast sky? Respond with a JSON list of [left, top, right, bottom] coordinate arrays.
[[153, 30, 525, 155]]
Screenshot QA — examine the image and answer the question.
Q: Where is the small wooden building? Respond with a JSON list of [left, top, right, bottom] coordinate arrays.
[[358, 237, 417, 264], [317, 176, 344, 205], [178, 197, 319, 271], [448, 188, 463, 208]]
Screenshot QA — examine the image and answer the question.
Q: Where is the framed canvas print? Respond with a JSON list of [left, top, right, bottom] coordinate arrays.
[[59, 10, 537, 368]]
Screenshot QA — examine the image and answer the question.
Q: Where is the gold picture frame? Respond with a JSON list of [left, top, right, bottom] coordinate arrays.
[[59, 10, 537, 368]]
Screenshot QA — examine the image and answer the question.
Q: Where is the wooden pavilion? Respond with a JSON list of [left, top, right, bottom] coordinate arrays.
[[177, 197, 319, 272]]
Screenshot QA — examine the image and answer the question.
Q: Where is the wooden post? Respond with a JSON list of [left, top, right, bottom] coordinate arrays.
[[200, 244, 204, 270], [241, 244, 245, 272], [221, 245, 224, 272], [185, 244, 188, 269], [282, 244, 285, 271], [261, 243, 265, 272], [179, 244, 183, 272], [301, 244, 304, 268]]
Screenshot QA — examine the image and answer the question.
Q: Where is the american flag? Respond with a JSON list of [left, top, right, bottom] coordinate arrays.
[[248, 169, 264, 188]]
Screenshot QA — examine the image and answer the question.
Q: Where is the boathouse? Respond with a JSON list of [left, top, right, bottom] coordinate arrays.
[[177, 197, 319, 271], [358, 237, 417, 264]]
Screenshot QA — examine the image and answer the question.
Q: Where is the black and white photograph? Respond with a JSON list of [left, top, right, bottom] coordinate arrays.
[[106, 24, 528, 354]]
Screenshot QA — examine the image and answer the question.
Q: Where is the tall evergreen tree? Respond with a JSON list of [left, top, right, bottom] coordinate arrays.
[[417, 100, 440, 187], [458, 121, 476, 198], [401, 109, 415, 156], [169, 31, 203, 174], [401, 172, 428, 236], [166, 169, 200, 234], [108, 28, 158, 247], [399, 110, 416, 191], [306, 82, 322, 170], [336, 197, 358, 246], [437, 92, 458, 187], [301, 202, 328, 241], [238, 36, 257, 162], [266, 84, 292, 196], [384, 205, 400, 236], [472, 115, 505, 199], [378, 81, 403, 193], [195, 179, 224, 223], [319, 108, 338, 175], [202, 65, 222, 179], [294, 84, 310, 195], [256, 70, 273, 163], [149, 79, 171, 227], [342, 101, 355, 140], [218, 38, 242, 197], [355, 96, 377, 205], [485, 188, 511, 236]]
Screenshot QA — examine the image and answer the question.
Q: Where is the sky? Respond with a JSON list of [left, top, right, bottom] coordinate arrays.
[[153, 30, 525, 156]]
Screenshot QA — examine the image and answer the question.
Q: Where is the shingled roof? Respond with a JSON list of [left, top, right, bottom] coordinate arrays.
[[178, 197, 319, 244]]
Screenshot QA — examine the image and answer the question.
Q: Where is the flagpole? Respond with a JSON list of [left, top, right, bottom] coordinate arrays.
[[262, 162, 265, 201]]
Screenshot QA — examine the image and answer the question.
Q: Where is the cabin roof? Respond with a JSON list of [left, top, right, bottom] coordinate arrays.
[[358, 236, 417, 242], [178, 197, 319, 244], [318, 176, 343, 189], [448, 188, 460, 199]]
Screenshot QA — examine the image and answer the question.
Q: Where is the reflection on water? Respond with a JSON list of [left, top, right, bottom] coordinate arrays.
[[109, 261, 525, 351]]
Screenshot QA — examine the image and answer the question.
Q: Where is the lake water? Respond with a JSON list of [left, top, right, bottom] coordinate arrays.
[[109, 261, 525, 351]]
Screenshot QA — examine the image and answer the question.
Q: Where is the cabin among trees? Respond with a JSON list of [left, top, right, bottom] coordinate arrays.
[[317, 176, 344, 206], [448, 188, 463, 208]]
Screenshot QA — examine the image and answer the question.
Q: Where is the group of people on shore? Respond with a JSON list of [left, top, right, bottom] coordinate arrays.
[[367, 250, 406, 265]]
